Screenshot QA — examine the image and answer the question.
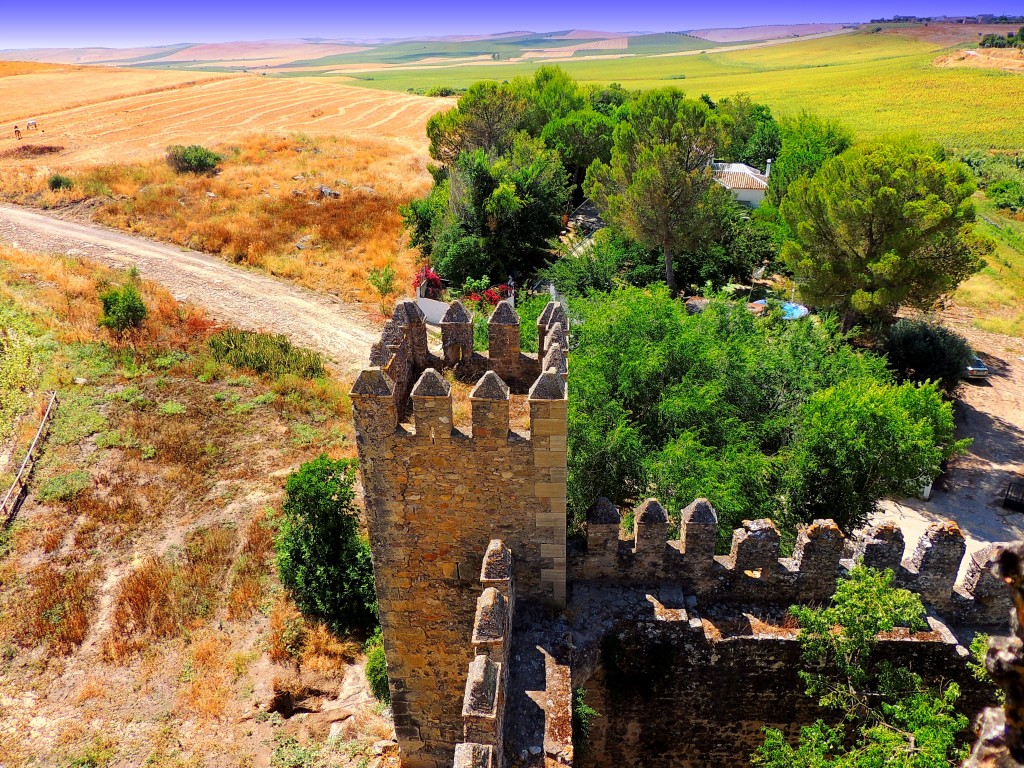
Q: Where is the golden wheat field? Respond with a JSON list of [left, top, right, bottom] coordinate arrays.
[[0, 68, 452, 164]]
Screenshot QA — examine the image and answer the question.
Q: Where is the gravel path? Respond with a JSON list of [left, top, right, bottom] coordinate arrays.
[[0, 203, 379, 376]]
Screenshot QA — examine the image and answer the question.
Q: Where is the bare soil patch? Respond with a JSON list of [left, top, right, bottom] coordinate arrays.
[[936, 47, 1024, 73], [0, 144, 63, 159]]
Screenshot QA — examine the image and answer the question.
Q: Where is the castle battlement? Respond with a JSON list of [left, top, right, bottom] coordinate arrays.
[[352, 299, 570, 768], [455, 540, 515, 768], [574, 496, 1011, 626]]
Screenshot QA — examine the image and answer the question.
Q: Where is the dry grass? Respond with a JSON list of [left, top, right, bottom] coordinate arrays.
[[7, 558, 100, 654], [104, 524, 238, 659], [0, 134, 427, 306], [179, 631, 236, 718], [226, 511, 277, 620]]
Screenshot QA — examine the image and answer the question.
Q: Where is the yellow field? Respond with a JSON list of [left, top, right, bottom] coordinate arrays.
[[0, 68, 451, 164]]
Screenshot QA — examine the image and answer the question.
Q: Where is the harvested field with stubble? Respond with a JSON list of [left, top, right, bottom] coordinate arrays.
[[0, 245, 395, 767], [0, 68, 451, 164]]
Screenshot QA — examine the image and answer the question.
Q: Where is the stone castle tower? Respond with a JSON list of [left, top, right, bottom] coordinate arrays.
[[351, 299, 570, 768], [352, 298, 1015, 768]]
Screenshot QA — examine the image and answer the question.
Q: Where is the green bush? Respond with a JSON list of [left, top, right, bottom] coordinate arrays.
[[572, 687, 601, 754], [166, 144, 222, 175], [275, 456, 377, 635], [38, 470, 91, 502], [208, 330, 325, 379], [47, 173, 74, 191], [98, 284, 148, 338], [366, 642, 390, 704], [987, 179, 1024, 212], [884, 319, 974, 395]]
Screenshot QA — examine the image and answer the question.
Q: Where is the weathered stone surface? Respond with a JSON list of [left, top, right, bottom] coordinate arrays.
[[528, 371, 566, 401], [481, 540, 513, 582], [352, 367, 395, 396], [443, 300, 472, 324], [488, 301, 519, 326], [453, 743, 493, 768], [588, 498, 620, 526], [470, 371, 509, 401], [411, 368, 451, 398], [394, 299, 426, 325], [471, 588, 508, 647]]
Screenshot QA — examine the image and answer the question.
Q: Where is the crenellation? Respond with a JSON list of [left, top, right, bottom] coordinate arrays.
[[852, 520, 906, 573], [441, 301, 474, 367], [903, 521, 967, 612], [786, 520, 845, 601], [469, 371, 510, 440], [727, 519, 782, 579], [634, 498, 669, 572], [411, 368, 454, 441], [487, 301, 521, 382], [957, 544, 1014, 625], [395, 299, 429, 370]]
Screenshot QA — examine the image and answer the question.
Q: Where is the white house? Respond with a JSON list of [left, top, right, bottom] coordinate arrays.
[[713, 161, 770, 208]]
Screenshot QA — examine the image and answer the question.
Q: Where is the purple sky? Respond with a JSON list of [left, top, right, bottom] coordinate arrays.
[[0, 1, 1019, 49]]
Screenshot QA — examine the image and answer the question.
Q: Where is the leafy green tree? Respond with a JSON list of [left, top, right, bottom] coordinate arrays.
[[275, 456, 377, 635], [512, 65, 587, 136], [566, 286, 960, 542], [716, 94, 781, 171], [425, 81, 527, 164], [585, 89, 724, 293], [781, 142, 988, 328], [403, 134, 570, 285], [766, 112, 852, 204], [784, 379, 965, 531], [754, 567, 970, 768], [884, 319, 974, 395], [98, 283, 148, 339], [542, 109, 615, 190]]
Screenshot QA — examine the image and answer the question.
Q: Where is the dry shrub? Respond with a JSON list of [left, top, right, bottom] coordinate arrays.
[[226, 512, 276, 620], [73, 676, 105, 704], [300, 623, 359, 675], [268, 598, 306, 665], [73, 476, 148, 549], [10, 559, 99, 655], [105, 524, 237, 659], [179, 631, 233, 718]]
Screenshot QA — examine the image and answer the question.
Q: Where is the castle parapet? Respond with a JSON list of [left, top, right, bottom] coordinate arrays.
[[488, 302, 521, 382], [412, 368, 453, 441], [571, 497, 1012, 627], [351, 368, 398, 441], [441, 301, 474, 367], [455, 540, 515, 767], [470, 372, 510, 441]]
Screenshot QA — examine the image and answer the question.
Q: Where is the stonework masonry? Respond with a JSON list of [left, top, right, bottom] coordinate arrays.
[[352, 299, 1014, 768]]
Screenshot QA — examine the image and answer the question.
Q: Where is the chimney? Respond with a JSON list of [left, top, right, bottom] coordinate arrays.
[[765, 159, 772, 178]]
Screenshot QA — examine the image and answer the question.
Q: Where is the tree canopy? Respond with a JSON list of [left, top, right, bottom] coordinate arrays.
[[766, 111, 852, 205], [781, 142, 988, 328], [567, 287, 964, 543], [584, 88, 724, 293]]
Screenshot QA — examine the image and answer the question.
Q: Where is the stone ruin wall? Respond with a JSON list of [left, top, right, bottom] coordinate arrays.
[[352, 299, 571, 768], [352, 299, 1016, 768]]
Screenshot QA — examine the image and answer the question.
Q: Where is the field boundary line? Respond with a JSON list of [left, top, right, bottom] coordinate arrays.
[[1, 391, 58, 524]]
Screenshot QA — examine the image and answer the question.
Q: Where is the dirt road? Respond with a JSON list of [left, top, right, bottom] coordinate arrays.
[[876, 319, 1024, 574], [0, 204, 379, 375]]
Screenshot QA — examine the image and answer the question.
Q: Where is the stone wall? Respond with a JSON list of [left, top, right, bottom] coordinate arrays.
[[352, 300, 570, 768], [574, 497, 1013, 628], [576, 612, 992, 768]]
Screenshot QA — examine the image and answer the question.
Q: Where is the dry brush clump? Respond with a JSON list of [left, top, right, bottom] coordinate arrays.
[[104, 524, 237, 659], [3, 558, 101, 655], [0, 134, 429, 305]]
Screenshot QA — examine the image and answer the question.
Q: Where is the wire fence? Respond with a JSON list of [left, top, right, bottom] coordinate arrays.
[[1, 392, 58, 524]]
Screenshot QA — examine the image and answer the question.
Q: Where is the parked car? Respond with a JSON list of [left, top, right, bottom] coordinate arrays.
[[965, 354, 990, 379]]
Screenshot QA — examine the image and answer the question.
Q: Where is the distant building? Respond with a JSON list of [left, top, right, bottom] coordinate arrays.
[[713, 161, 770, 207]]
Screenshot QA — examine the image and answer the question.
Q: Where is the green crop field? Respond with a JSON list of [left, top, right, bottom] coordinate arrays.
[[320, 29, 1023, 150]]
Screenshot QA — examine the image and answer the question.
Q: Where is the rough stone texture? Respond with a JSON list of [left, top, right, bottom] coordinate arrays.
[[962, 543, 1024, 768], [395, 300, 429, 370], [905, 521, 968, 613], [453, 744, 493, 768], [488, 302, 521, 383], [352, 302, 566, 768], [854, 520, 906, 572], [575, 604, 989, 768], [442, 301, 473, 367]]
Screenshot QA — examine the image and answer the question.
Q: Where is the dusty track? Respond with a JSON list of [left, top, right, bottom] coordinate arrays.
[[0, 204, 379, 375]]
